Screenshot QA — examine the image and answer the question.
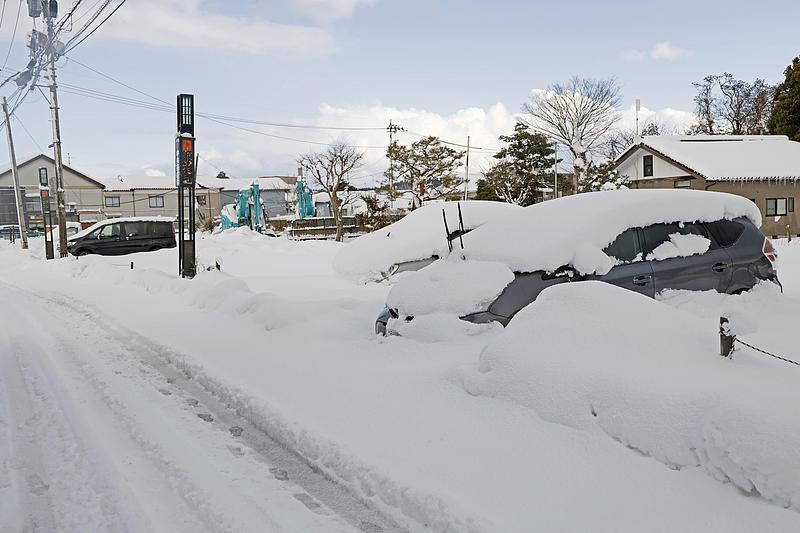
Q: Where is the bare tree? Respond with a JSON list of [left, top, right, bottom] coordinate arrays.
[[297, 143, 364, 242], [523, 76, 622, 193], [603, 119, 676, 160], [691, 74, 774, 135]]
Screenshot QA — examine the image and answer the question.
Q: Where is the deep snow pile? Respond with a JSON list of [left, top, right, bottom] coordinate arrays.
[[3, 232, 800, 532], [461, 189, 760, 274], [465, 281, 800, 509], [332, 201, 520, 281]]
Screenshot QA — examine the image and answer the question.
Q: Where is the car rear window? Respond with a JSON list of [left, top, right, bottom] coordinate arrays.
[[151, 222, 174, 237], [705, 219, 745, 248]]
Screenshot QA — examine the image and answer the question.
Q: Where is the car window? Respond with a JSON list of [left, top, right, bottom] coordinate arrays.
[[151, 222, 173, 237], [705, 219, 745, 248], [604, 228, 642, 263], [98, 223, 121, 239], [641, 222, 714, 257], [123, 221, 149, 237]]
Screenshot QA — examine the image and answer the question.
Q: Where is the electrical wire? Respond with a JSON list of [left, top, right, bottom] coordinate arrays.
[[63, 0, 127, 54], [0, 1, 8, 36], [13, 114, 46, 153], [1, 0, 22, 73]]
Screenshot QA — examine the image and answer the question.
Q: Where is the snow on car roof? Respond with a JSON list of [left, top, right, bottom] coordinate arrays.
[[461, 189, 761, 275], [69, 216, 175, 240], [333, 201, 521, 280]]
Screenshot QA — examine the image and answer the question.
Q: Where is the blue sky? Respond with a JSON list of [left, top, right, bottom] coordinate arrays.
[[0, 0, 798, 183]]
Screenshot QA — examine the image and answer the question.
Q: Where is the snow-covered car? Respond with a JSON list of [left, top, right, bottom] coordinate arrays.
[[376, 189, 781, 334], [333, 201, 521, 281]]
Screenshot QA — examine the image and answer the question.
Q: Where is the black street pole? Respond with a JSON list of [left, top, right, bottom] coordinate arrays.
[[176, 94, 196, 278]]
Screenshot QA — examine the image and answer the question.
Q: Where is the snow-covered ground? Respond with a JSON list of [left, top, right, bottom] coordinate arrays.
[[2, 227, 800, 532]]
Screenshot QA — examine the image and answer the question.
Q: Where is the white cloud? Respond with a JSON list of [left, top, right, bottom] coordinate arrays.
[[618, 103, 696, 134], [143, 165, 167, 177], [650, 41, 694, 61], [623, 41, 695, 62], [197, 102, 517, 183], [105, 0, 336, 57], [195, 98, 695, 183], [287, 0, 377, 22]]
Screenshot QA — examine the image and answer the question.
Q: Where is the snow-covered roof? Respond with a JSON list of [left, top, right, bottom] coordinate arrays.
[[101, 175, 179, 191], [620, 135, 800, 182], [461, 189, 761, 275], [196, 175, 294, 192]]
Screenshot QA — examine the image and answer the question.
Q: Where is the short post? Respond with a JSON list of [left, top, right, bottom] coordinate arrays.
[[720, 316, 735, 358], [130, 261, 134, 270]]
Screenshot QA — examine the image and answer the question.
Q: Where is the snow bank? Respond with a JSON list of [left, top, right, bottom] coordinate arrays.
[[333, 201, 520, 281], [462, 189, 761, 275], [466, 281, 800, 509], [386, 259, 514, 317]]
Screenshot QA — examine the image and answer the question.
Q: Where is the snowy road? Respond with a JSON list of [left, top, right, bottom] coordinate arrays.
[[0, 281, 401, 533]]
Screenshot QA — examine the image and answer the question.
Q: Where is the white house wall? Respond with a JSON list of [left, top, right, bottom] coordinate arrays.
[[617, 147, 691, 182]]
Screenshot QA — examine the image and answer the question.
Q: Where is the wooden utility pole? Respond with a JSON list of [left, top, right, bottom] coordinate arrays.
[[462, 136, 470, 201], [43, 1, 69, 257], [2, 97, 29, 250]]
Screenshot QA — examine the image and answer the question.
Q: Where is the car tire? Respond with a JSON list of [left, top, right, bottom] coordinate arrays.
[[75, 248, 89, 256]]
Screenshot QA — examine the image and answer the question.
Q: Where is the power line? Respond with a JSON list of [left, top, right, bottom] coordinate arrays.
[[64, 0, 127, 54], [13, 113, 45, 153], [1, 0, 22, 73], [0, 1, 8, 35]]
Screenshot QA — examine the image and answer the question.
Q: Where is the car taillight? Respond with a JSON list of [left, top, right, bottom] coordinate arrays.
[[763, 238, 778, 265]]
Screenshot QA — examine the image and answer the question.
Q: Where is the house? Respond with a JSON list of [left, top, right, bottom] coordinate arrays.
[[99, 175, 219, 223], [614, 135, 800, 238], [197, 174, 297, 219], [0, 154, 105, 227]]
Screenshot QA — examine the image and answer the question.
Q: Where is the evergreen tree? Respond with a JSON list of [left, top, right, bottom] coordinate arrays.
[[386, 136, 464, 204], [768, 56, 800, 141], [475, 178, 502, 202], [481, 123, 557, 206]]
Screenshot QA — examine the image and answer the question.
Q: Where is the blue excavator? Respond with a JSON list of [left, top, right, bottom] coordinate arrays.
[[220, 182, 269, 233]]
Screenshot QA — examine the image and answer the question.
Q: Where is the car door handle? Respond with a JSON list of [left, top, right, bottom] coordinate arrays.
[[712, 262, 728, 273], [632, 275, 652, 286]]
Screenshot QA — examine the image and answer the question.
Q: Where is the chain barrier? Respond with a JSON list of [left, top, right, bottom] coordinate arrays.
[[734, 338, 800, 367]]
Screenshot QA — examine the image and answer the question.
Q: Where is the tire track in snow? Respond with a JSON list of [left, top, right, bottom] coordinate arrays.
[[2, 281, 406, 533]]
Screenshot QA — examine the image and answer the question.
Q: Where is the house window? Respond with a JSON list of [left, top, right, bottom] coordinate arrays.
[[643, 154, 654, 177], [105, 196, 121, 207], [674, 179, 691, 189], [149, 195, 164, 208], [790, 197, 795, 213], [766, 198, 789, 216]]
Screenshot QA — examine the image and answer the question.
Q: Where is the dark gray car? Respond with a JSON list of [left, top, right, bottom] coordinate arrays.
[[68, 219, 176, 256], [376, 216, 780, 334]]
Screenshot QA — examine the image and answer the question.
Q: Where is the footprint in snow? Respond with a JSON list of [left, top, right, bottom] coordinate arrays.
[[269, 467, 289, 481], [197, 413, 214, 422]]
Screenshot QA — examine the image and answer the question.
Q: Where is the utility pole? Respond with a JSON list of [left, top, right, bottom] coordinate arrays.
[[553, 140, 558, 199], [387, 120, 402, 208], [2, 98, 29, 249], [462, 135, 470, 201], [42, 0, 69, 257]]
